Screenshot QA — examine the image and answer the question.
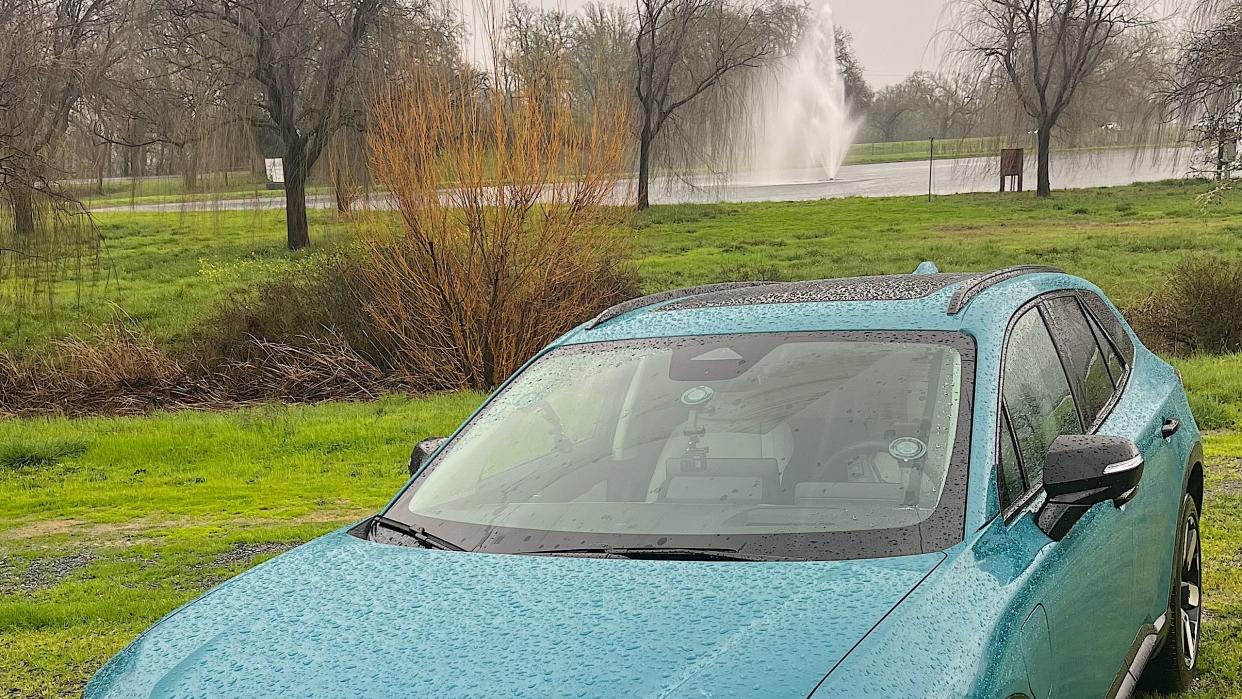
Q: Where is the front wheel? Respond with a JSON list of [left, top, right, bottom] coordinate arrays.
[[1143, 493, 1202, 692]]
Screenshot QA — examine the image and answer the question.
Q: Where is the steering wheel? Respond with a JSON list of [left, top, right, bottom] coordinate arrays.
[[824, 441, 894, 483]]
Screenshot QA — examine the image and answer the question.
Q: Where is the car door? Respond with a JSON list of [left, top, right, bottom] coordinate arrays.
[[996, 300, 1139, 697], [1077, 290, 1189, 629]]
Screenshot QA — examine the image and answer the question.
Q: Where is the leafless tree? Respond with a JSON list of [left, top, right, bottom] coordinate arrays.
[[160, 0, 388, 250], [1164, 0, 1242, 183], [633, 0, 799, 209], [1, 0, 138, 234], [952, 0, 1153, 196], [834, 28, 873, 115]]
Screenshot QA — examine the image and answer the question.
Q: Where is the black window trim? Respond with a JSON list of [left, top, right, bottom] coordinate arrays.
[[1075, 290, 1134, 399], [994, 289, 1132, 523], [1037, 299, 1091, 433], [997, 402, 1028, 511], [388, 329, 981, 562]]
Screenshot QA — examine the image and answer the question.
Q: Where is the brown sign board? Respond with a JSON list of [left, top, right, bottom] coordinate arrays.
[[1000, 148, 1024, 192]]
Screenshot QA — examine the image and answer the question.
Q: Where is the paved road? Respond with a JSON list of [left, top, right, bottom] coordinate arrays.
[[93, 148, 1190, 213]]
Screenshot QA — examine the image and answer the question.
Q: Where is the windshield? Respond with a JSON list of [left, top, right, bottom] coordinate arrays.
[[384, 331, 975, 561]]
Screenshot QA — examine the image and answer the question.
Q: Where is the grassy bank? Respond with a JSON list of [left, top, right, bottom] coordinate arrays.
[[1, 364, 1241, 697], [0, 393, 482, 697], [5, 179, 1241, 355], [4, 178, 1242, 696], [634, 180, 1242, 307]]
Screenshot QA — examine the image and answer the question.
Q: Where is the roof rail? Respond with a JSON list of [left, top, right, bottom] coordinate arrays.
[[946, 265, 1064, 316], [585, 282, 778, 330]]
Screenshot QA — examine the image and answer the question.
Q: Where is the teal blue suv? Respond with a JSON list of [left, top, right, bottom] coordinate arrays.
[[86, 265, 1204, 699]]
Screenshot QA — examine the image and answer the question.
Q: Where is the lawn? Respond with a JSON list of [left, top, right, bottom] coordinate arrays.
[[1, 366, 1241, 697], [4, 179, 1242, 696], [5, 179, 1241, 355], [0, 209, 355, 352]]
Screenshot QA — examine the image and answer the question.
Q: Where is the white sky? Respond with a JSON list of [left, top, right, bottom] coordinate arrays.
[[457, 0, 1189, 89]]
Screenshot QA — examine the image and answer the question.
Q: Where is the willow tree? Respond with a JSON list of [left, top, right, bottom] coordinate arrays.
[[1165, 0, 1242, 182], [161, 0, 388, 250], [633, 0, 800, 209], [953, 0, 1151, 197]]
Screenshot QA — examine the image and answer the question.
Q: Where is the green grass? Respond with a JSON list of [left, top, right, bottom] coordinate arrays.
[[633, 179, 1242, 308], [0, 209, 355, 352], [2, 366, 1241, 697], [0, 393, 482, 698], [5, 178, 1242, 696], [5, 179, 1241, 356], [843, 136, 1004, 165]]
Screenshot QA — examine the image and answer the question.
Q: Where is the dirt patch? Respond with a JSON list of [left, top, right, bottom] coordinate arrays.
[[0, 551, 97, 594], [213, 542, 297, 568], [0, 518, 175, 544], [1, 509, 370, 544], [1217, 480, 1242, 498]]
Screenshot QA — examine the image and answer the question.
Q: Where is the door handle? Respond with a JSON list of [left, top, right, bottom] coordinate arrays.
[[1161, 418, 1181, 440]]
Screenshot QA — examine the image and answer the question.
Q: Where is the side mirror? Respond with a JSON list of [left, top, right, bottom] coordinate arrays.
[[1036, 434, 1143, 540], [408, 437, 448, 476]]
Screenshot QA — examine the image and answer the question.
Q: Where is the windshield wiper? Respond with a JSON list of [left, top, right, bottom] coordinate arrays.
[[371, 516, 464, 551], [517, 545, 775, 562]]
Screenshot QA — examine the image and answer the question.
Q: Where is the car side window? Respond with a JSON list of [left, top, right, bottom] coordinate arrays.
[[998, 409, 1026, 510], [1080, 298, 1124, 386], [1078, 291, 1134, 378], [1041, 296, 1115, 428], [1003, 308, 1084, 488]]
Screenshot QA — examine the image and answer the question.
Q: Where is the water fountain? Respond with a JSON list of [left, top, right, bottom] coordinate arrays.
[[751, 0, 858, 184]]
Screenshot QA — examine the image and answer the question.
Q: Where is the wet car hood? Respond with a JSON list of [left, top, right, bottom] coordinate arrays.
[[86, 528, 944, 698]]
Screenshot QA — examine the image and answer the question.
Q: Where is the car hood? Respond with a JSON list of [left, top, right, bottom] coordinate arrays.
[[87, 529, 944, 699]]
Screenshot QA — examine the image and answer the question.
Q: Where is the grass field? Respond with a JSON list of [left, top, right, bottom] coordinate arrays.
[[5, 179, 1241, 355], [4, 179, 1242, 696], [1, 367, 1241, 698]]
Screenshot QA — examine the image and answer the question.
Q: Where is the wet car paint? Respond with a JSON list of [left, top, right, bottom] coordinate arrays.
[[85, 270, 1202, 698]]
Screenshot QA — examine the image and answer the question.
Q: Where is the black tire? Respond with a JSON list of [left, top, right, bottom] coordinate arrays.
[[1143, 493, 1202, 693]]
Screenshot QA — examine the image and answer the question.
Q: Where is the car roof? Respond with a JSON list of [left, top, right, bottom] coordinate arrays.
[[558, 264, 1102, 347]]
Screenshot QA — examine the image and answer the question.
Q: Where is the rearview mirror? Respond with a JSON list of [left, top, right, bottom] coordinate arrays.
[[1036, 434, 1143, 541], [408, 437, 448, 476]]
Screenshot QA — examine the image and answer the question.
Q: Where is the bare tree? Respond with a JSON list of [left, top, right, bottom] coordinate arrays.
[[953, 0, 1152, 196], [834, 28, 873, 115], [1, 0, 138, 234], [633, 0, 798, 209], [161, 0, 387, 249], [1164, 0, 1242, 183]]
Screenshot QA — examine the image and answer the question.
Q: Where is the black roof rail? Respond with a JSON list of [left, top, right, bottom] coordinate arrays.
[[946, 265, 1064, 316], [585, 282, 778, 330]]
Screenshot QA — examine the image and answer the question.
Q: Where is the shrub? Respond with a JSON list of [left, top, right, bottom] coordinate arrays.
[[359, 60, 637, 390], [186, 251, 391, 369], [0, 319, 414, 418], [1129, 255, 1242, 356]]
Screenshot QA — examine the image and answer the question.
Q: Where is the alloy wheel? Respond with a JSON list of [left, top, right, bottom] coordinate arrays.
[[1180, 510, 1203, 669]]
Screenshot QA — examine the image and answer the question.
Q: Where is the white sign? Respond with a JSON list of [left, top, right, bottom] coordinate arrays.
[[264, 158, 285, 184]]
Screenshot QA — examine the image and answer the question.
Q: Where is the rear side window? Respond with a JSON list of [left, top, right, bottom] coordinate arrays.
[[1078, 291, 1135, 375], [1041, 296, 1116, 428], [998, 411, 1025, 509], [1003, 309, 1084, 489]]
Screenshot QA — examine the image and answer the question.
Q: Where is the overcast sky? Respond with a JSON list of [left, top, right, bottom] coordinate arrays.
[[460, 0, 953, 87], [831, 0, 951, 86], [459, 0, 1187, 89]]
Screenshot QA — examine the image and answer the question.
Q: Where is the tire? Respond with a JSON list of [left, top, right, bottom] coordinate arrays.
[[1142, 493, 1202, 693]]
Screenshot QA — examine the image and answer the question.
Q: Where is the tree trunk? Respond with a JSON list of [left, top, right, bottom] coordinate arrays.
[[1036, 127, 1053, 198], [182, 147, 199, 193], [284, 147, 310, 250], [9, 188, 36, 238], [637, 119, 653, 210]]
